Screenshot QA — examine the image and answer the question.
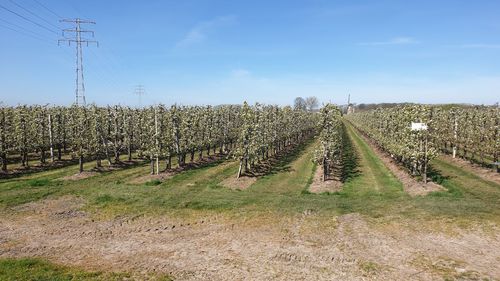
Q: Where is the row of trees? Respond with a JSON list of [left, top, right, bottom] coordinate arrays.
[[346, 105, 439, 182], [0, 103, 316, 176], [236, 102, 317, 178], [313, 104, 344, 181], [432, 106, 499, 170], [0, 104, 242, 174], [346, 104, 500, 181]]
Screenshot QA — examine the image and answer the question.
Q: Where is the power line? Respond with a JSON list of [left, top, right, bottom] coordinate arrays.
[[84, 49, 124, 93], [0, 18, 76, 66], [0, 21, 53, 44], [8, 0, 61, 30], [32, 0, 62, 19], [0, 3, 59, 35], [0, 17, 55, 42]]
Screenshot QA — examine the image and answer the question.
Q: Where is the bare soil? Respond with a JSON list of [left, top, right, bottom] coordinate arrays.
[[61, 171, 99, 181], [308, 165, 342, 193], [441, 155, 500, 184], [352, 126, 444, 196], [0, 196, 498, 280], [220, 176, 257, 190]]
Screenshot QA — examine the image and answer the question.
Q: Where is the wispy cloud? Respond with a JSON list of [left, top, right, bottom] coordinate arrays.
[[176, 15, 237, 47], [231, 68, 251, 78], [358, 37, 419, 46], [456, 44, 500, 49]]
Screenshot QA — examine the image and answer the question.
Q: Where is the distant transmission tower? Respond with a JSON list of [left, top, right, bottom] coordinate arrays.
[[58, 18, 99, 106], [134, 85, 145, 107]]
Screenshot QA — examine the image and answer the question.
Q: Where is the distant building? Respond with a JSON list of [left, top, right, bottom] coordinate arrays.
[[347, 103, 355, 114], [346, 94, 355, 115]]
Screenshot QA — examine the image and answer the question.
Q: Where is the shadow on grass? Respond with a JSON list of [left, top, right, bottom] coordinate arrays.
[[0, 159, 80, 180], [321, 123, 361, 184], [0, 158, 149, 181], [427, 165, 450, 185], [340, 123, 361, 183], [164, 153, 230, 174], [245, 136, 316, 178]]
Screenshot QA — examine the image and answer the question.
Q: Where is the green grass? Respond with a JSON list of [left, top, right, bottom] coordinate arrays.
[[0, 121, 499, 223], [0, 258, 171, 281]]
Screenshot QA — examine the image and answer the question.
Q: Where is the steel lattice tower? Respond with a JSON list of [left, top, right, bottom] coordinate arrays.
[[59, 18, 98, 106]]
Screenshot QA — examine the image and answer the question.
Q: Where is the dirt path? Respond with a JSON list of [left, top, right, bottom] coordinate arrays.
[[308, 164, 343, 193], [0, 196, 498, 280]]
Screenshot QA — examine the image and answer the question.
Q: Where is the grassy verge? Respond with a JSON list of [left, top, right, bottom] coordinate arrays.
[[0, 258, 171, 281]]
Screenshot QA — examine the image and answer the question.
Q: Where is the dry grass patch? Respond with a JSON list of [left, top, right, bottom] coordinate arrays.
[[220, 176, 257, 190], [60, 171, 98, 181], [128, 172, 175, 185]]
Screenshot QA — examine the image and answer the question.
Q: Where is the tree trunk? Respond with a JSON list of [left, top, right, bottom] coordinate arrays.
[[237, 160, 243, 178], [423, 135, 428, 184], [166, 154, 172, 170], [494, 151, 499, 173], [190, 150, 195, 162], [178, 153, 184, 167], [452, 117, 458, 158], [57, 145, 62, 161], [102, 138, 112, 166], [156, 156, 159, 175], [150, 158, 154, 175], [48, 114, 54, 162], [114, 150, 120, 163], [96, 158, 102, 168], [79, 155, 84, 173], [1, 153, 7, 172], [24, 151, 29, 167], [323, 158, 328, 181], [40, 149, 45, 164], [128, 142, 132, 161]]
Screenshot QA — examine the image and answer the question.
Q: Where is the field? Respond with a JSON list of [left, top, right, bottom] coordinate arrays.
[[1, 119, 499, 280]]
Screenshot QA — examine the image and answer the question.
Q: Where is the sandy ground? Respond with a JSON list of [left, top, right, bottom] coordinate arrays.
[[308, 165, 343, 194], [0, 196, 498, 280]]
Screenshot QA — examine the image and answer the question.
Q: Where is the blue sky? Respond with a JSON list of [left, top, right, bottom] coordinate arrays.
[[0, 0, 499, 106]]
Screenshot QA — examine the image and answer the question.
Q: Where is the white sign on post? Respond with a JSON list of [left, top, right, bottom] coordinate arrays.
[[411, 122, 428, 131]]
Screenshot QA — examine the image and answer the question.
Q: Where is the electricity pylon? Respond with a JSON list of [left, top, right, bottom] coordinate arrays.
[[134, 85, 145, 108], [58, 18, 99, 106]]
